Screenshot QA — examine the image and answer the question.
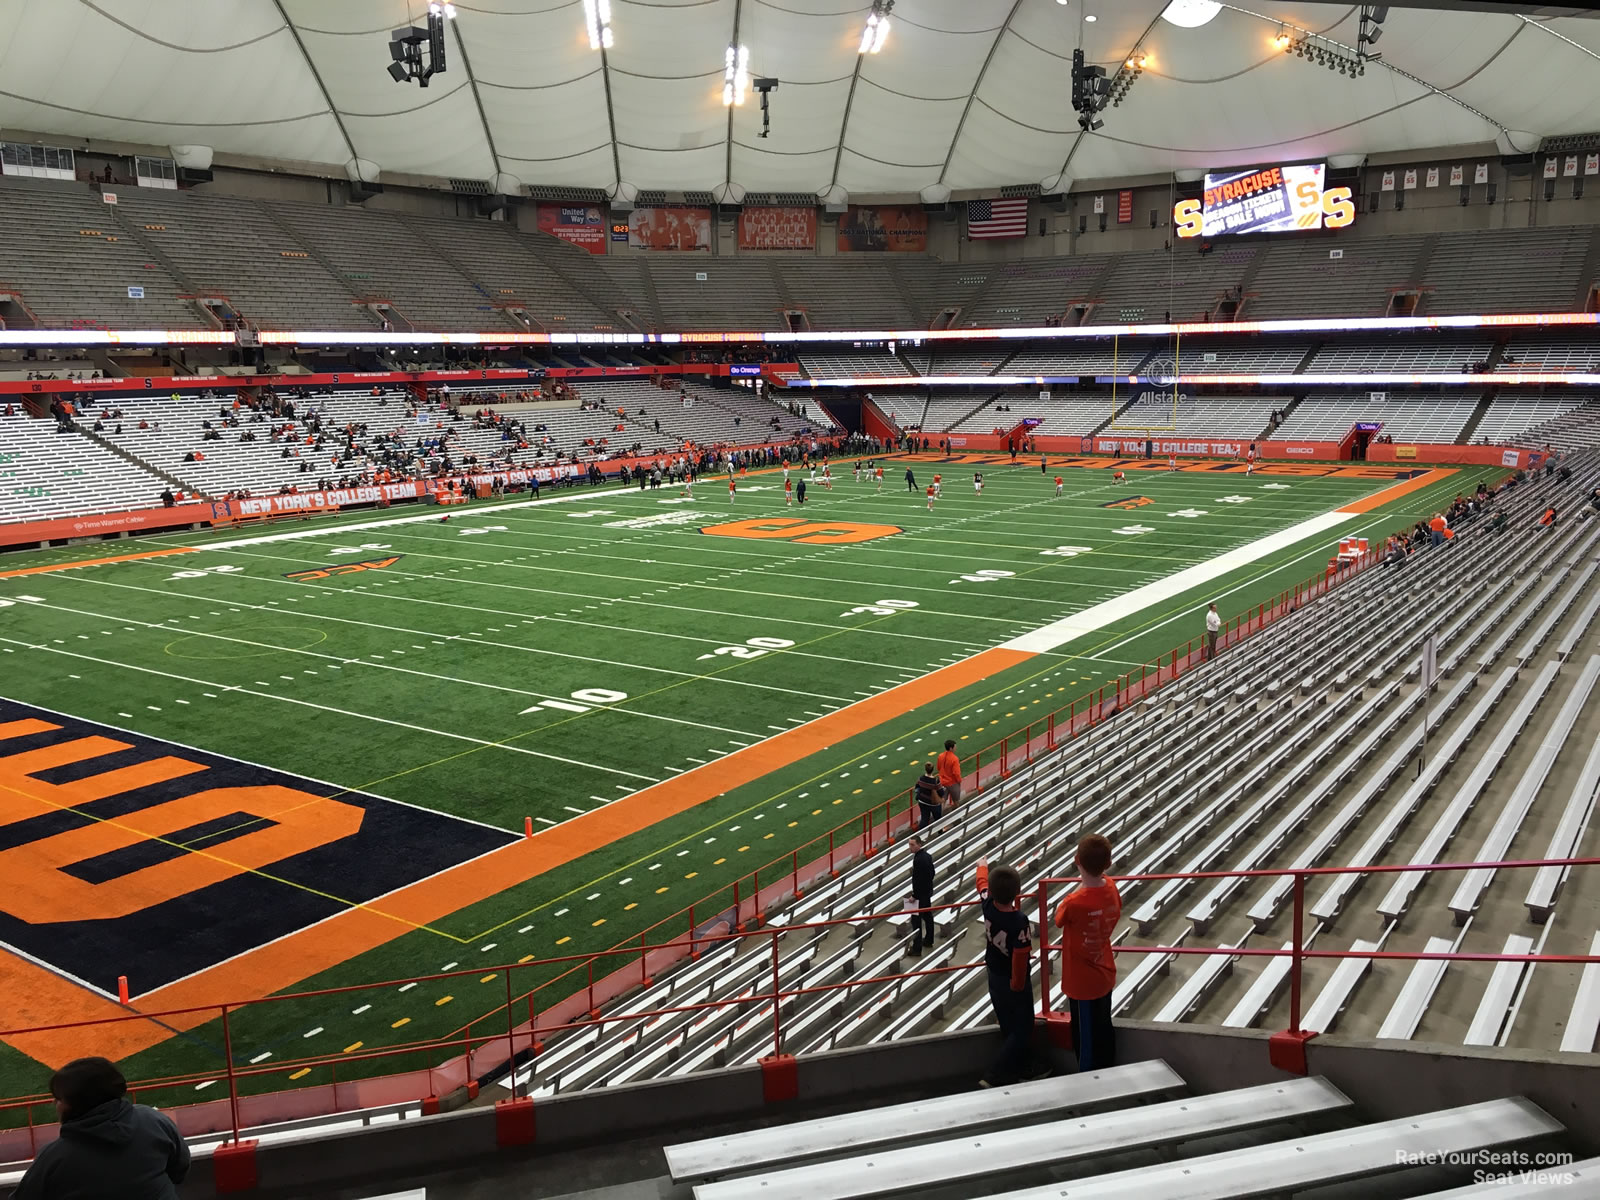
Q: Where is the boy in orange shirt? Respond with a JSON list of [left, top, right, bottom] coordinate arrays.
[[1053, 833, 1121, 1071], [936, 737, 963, 806]]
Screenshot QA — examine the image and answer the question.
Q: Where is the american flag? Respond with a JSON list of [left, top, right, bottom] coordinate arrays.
[[966, 197, 1029, 240]]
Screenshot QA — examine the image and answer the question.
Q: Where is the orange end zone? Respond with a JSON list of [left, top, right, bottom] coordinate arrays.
[[0, 645, 1034, 1066], [0, 547, 197, 579]]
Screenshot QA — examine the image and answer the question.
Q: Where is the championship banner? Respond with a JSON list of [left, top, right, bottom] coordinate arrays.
[[1543, 157, 1559, 179], [1449, 165, 1463, 186], [535, 203, 607, 254], [1381, 170, 1395, 192], [1117, 190, 1134, 224], [1425, 167, 1439, 188], [1564, 155, 1579, 178], [1587, 153, 1600, 176], [1474, 162, 1489, 184], [1403, 168, 1417, 189], [738, 206, 817, 250], [628, 207, 712, 251], [836, 205, 927, 253]]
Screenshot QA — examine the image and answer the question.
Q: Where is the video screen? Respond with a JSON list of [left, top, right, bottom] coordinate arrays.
[[1202, 163, 1327, 236]]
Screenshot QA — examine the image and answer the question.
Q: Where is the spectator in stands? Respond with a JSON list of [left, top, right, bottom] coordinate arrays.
[[914, 764, 942, 829], [1053, 834, 1121, 1071], [16, 1056, 189, 1200], [1429, 512, 1447, 548], [1538, 504, 1557, 531], [977, 860, 1042, 1087], [907, 836, 936, 957], [937, 738, 963, 807], [159, 489, 175, 509], [1589, 489, 1600, 518], [1203, 603, 1221, 660]]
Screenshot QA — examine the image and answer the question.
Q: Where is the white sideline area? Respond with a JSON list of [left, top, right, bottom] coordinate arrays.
[[1002, 508, 1356, 654]]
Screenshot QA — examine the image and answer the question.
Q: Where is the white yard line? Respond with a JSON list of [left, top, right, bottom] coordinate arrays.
[[0, 636, 661, 783]]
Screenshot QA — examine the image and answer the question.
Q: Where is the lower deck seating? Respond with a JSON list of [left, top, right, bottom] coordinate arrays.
[[0, 412, 171, 521]]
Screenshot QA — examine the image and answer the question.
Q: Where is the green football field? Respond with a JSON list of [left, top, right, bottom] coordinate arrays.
[[0, 452, 1500, 1109]]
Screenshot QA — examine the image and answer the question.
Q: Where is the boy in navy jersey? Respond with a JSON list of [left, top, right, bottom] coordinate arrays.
[[976, 859, 1045, 1087]]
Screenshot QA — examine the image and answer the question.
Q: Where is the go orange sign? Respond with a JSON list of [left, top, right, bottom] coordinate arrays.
[[700, 518, 902, 545]]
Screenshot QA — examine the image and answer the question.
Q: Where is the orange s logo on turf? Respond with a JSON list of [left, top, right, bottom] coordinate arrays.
[[0, 726, 365, 922], [285, 555, 403, 582], [1101, 496, 1153, 510], [700, 518, 902, 545]]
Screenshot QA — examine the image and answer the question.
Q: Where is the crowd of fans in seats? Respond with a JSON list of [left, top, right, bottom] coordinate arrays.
[[1380, 454, 1572, 567]]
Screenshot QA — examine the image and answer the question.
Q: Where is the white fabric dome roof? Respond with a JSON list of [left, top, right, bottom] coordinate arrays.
[[0, 0, 1595, 194]]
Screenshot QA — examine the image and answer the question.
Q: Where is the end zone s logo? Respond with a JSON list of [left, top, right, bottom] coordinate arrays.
[[285, 555, 403, 582], [0, 699, 511, 995], [1102, 496, 1154, 510], [701, 518, 902, 545]]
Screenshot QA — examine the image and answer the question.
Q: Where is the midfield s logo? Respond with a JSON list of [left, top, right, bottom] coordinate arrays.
[[284, 556, 403, 582], [1101, 496, 1153, 510]]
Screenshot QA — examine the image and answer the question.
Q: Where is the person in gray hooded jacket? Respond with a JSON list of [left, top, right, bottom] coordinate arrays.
[[18, 1057, 190, 1200]]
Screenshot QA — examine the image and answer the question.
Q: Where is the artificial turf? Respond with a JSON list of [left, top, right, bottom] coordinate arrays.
[[0, 452, 1500, 1111]]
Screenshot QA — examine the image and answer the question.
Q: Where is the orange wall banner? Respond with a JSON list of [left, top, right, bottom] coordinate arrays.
[[628, 207, 712, 251], [836, 205, 928, 253], [738, 206, 817, 250], [218, 482, 428, 519], [1366, 443, 1539, 469], [0, 503, 213, 549]]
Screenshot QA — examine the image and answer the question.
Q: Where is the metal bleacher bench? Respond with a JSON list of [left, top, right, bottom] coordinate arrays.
[[663, 1060, 1183, 1183], [971, 1098, 1565, 1200], [688, 1077, 1350, 1200]]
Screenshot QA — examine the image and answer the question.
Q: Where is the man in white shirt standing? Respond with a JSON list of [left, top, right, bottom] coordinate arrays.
[[1205, 602, 1221, 660]]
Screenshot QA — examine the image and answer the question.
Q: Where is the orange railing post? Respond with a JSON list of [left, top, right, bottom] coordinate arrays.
[[1288, 872, 1305, 1034], [504, 969, 518, 1099], [769, 931, 782, 1058], [220, 1004, 241, 1145]]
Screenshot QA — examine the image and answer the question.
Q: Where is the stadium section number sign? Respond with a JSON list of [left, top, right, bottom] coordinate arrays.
[[1173, 162, 1354, 238], [700, 518, 902, 545]]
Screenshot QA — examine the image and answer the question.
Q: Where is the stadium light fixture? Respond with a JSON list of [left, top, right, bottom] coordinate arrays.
[[1274, 27, 1290, 50], [1160, 0, 1221, 29], [582, 0, 613, 50], [428, 1, 456, 18], [723, 43, 750, 106], [860, 0, 894, 55], [1358, 4, 1387, 62]]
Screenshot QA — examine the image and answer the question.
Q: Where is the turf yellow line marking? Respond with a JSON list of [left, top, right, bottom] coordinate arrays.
[[391, 1018, 410, 1029], [435, 995, 453, 1006]]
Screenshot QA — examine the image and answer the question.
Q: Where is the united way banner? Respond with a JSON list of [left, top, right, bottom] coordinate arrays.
[[738, 206, 817, 250], [836, 205, 927, 253], [535, 203, 607, 254], [629, 207, 713, 251]]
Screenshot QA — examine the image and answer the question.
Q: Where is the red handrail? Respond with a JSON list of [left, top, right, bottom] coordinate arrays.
[[2, 856, 1595, 1166]]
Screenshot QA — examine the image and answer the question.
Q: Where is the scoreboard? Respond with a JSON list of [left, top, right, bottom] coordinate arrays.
[[1174, 161, 1354, 238]]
